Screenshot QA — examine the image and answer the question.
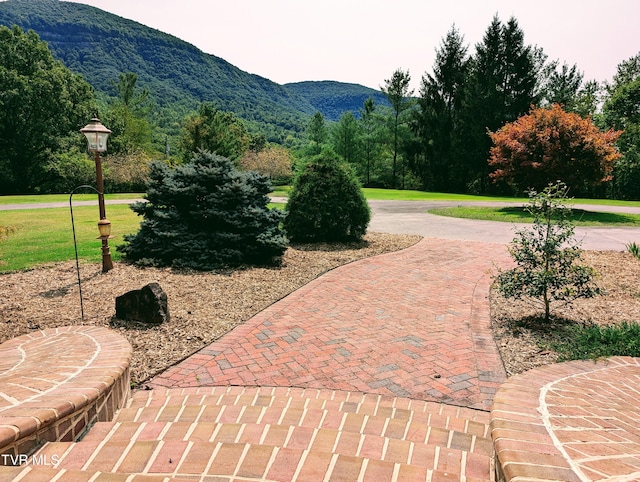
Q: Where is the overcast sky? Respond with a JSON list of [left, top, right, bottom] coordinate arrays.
[[65, 0, 639, 91]]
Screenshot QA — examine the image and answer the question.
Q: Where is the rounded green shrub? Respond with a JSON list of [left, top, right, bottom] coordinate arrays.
[[118, 150, 287, 270], [284, 149, 370, 242]]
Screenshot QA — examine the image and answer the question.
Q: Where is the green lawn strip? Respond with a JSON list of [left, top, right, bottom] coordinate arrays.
[[0, 203, 286, 272], [3, 189, 640, 208], [270, 186, 291, 198], [549, 321, 640, 360], [361, 188, 525, 202], [0, 193, 143, 205], [428, 205, 640, 226], [0, 204, 141, 272], [272, 186, 640, 206]]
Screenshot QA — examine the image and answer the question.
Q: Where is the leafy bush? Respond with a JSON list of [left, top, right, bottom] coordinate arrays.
[[494, 181, 602, 322], [238, 145, 293, 184], [103, 149, 152, 193], [118, 150, 287, 270], [39, 147, 95, 193], [284, 149, 370, 242], [489, 104, 622, 196]]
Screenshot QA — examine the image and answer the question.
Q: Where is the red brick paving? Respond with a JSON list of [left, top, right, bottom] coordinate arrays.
[[491, 357, 640, 481], [19, 386, 493, 480], [150, 238, 512, 411], [3, 234, 638, 480]]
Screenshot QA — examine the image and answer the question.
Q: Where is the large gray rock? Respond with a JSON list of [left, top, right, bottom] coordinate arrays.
[[115, 282, 169, 325]]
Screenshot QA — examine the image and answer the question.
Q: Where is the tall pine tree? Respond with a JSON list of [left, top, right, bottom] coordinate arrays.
[[359, 97, 382, 186], [458, 16, 542, 193], [381, 69, 414, 188], [412, 26, 469, 191], [331, 111, 361, 166]]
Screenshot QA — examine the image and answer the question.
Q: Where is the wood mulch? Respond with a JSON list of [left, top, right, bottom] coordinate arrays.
[[2, 234, 639, 385], [491, 250, 640, 376], [0, 233, 421, 385]]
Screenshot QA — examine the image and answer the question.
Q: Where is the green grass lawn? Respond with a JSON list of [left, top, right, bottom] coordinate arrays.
[[2, 189, 640, 272], [0, 193, 143, 205], [3, 188, 640, 207], [0, 204, 141, 272], [273, 186, 640, 206], [428, 206, 640, 226]]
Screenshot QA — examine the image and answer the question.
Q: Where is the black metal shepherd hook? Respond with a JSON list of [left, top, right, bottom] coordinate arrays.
[[69, 185, 101, 321]]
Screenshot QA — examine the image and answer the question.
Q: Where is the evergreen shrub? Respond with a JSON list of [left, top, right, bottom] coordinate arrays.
[[118, 150, 287, 270], [284, 149, 370, 242]]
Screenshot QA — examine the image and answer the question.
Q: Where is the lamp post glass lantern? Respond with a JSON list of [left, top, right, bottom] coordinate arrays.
[[81, 118, 113, 273]]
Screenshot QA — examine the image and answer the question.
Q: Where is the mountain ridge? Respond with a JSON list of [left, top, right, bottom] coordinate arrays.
[[0, 0, 388, 141]]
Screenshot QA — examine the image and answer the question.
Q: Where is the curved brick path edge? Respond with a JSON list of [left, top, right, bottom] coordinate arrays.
[[149, 237, 513, 412], [491, 356, 640, 481]]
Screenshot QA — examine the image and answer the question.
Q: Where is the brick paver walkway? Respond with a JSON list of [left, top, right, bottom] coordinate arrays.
[[491, 357, 640, 481], [150, 238, 512, 411]]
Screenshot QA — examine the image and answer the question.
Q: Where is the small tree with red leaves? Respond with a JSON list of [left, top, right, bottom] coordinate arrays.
[[488, 104, 622, 195]]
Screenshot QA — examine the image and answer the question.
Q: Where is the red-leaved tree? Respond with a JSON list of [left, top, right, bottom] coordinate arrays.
[[488, 104, 622, 194]]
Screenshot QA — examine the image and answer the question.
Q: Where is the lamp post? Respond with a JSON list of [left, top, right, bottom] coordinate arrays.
[[80, 117, 113, 273]]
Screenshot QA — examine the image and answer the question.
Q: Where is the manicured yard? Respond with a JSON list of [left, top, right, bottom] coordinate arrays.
[[0, 204, 141, 272], [428, 205, 640, 226], [2, 189, 640, 272]]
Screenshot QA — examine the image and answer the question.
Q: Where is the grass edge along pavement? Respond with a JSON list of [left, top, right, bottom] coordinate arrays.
[[4, 187, 640, 206], [428, 205, 640, 226]]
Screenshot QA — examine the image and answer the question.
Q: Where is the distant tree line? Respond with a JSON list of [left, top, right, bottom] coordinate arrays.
[[311, 15, 638, 199], [0, 25, 294, 193], [1, 17, 639, 199]]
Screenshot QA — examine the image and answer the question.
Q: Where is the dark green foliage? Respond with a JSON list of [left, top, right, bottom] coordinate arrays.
[[552, 322, 640, 360], [0, 25, 96, 193], [412, 26, 469, 192], [540, 61, 584, 111], [381, 69, 414, 189], [358, 97, 383, 186], [103, 72, 153, 155], [284, 150, 370, 242], [457, 16, 543, 193], [285, 81, 390, 121], [118, 151, 287, 270], [306, 112, 328, 155], [602, 53, 640, 200], [331, 112, 361, 165], [180, 103, 250, 161], [0, 0, 313, 147], [494, 182, 602, 322]]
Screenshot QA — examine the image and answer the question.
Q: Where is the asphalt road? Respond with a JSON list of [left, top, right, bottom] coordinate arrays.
[[3, 197, 640, 251]]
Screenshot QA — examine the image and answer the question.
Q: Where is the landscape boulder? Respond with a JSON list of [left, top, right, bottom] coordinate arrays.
[[115, 282, 170, 325]]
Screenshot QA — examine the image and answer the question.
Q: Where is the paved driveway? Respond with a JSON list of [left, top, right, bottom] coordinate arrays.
[[3, 197, 640, 251], [367, 200, 640, 251]]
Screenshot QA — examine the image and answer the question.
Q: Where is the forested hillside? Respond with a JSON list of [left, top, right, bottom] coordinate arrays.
[[0, 0, 315, 143], [0, 0, 391, 143], [285, 81, 390, 121], [2, 0, 636, 198]]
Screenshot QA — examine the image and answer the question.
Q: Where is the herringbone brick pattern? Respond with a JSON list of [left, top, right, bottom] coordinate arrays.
[[150, 238, 512, 411]]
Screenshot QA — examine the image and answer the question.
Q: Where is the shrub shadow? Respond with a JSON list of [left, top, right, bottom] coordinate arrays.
[[290, 239, 371, 253]]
